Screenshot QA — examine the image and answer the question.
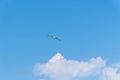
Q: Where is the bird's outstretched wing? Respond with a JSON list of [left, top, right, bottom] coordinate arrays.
[[48, 34, 61, 41], [48, 34, 53, 38], [54, 37, 61, 41]]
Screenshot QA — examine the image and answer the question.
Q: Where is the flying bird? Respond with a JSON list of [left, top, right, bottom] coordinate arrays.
[[48, 34, 61, 41]]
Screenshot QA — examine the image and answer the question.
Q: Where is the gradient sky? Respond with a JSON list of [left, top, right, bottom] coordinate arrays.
[[0, 0, 120, 80]]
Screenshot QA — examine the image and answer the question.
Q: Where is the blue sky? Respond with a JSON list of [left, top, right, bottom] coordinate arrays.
[[0, 0, 120, 80]]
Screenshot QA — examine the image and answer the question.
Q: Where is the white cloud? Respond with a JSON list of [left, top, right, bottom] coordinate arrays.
[[34, 53, 120, 80], [100, 63, 120, 80]]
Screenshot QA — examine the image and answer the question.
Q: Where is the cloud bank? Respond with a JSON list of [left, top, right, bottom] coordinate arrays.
[[34, 53, 120, 80]]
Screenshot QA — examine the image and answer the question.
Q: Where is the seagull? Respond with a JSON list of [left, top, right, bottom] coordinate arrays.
[[48, 34, 61, 41]]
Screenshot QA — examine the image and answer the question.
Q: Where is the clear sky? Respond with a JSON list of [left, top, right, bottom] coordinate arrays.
[[0, 0, 120, 80]]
